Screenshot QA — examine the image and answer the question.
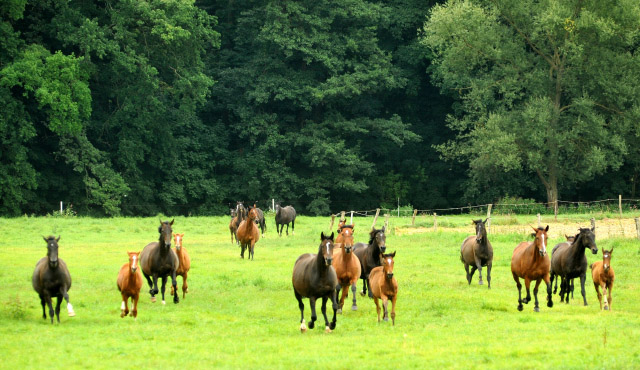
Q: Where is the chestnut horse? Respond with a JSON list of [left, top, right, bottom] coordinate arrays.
[[332, 223, 360, 313], [171, 233, 191, 299], [550, 227, 598, 305], [511, 226, 553, 312], [32, 236, 75, 323], [351, 227, 386, 309], [292, 232, 338, 333], [140, 219, 180, 304], [591, 246, 615, 310], [460, 219, 493, 288], [237, 206, 260, 260], [369, 251, 398, 325], [117, 251, 143, 318]]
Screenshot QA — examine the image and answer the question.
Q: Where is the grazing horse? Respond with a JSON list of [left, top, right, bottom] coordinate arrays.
[[229, 208, 238, 244], [351, 227, 386, 309], [171, 233, 191, 299], [591, 246, 615, 310], [511, 226, 553, 312], [292, 232, 338, 333], [140, 219, 180, 304], [550, 227, 598, 305], [275, 204, 296, 236], [252, 204, 267, 237], [237, 206, 260, 260], [32, 236, 75, 323], [460, 219, 493, 288], [369, 252, 398, 325], [117, 251, 143, 318], [331, 223, 360, 313]]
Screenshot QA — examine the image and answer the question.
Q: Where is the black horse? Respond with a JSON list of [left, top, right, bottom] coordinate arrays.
[[351, 227, 386, 309], [140, 219, 180, 304], [292, 232, 338, 333], [32, 236, 75, 323], [550, 227, 598, 305], [275, 204, 296, 236]]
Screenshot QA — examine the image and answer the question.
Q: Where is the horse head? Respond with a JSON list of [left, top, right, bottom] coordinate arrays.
[[473, 219, 487, 243], [319, 232, 334, 266], [530, 225, 549, 256], [173, 233, 184, 251], [369, 227, 386, 253], [158, 219, 174, 249], [43, 235, 60, 269], [577, 227, 598, 255], [247, 207, 259, 222], [339, 224, 354, 253], [128, 251, 141, 273], [380, 251, 396, 280], [602, 247, 613, 272]]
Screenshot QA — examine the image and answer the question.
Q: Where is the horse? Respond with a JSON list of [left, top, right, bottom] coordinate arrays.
[[237, 206, 260, 260], [170, 233, 191, 299], [140, 219, 180, 304], [552, 234, 577, 297], [460, 219, 493, 288], [550, 227, 598, 305], [275, 204, 296, 236], [331, 223, 360, 313], [590, 246, 615, 310], [292, 232, 338, 333], [510, 226, 554, 312], [351, 226, 386, 309], [369, 251, 398, 325], [32, 236, 75, 323], [117, 251, 143, 318], [252, 203, 267, 237], [229, 208, 238, 244], [229, 202, 246, 245]]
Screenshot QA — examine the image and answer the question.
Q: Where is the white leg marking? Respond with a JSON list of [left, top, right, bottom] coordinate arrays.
[[67, 303, 75, 316]]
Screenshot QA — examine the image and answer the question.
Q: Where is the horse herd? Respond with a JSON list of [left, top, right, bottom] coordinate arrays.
[[30, 213, 615, 331]]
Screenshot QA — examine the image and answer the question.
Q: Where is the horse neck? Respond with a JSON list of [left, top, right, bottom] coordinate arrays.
[[527, 241, 543, 261], [567, 234, 588, 261], [368, 241, 382, 264]]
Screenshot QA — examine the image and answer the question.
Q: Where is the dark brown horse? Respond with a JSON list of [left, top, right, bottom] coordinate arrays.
[[331, 223, 360, 313], [550, 227, 597, 305], [252, 203, 267, 237], [140, 219, 180, 304], [591, 246, 615, 310], [369, 251, 398, 325], [237, 206, 261, 259], [511, 226, 553, 312], [351, 226, 386, 309], [171, 233, 191, 299], [275, 204, 296, 236], [460, 219, 493, 288], [117, 251, 143, 318], [292, 232, 338, 333], [229, 202, 246, 245], [229, 208, 238, 244], [32, 236, 75, 323]]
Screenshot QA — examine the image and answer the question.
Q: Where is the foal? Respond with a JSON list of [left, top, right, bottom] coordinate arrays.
[[171, 233, 191, 299], [591, 247, 615, 310], [117, 251, 143, 318], [332, 224, 361, 313], [369, 252, 398, 325]]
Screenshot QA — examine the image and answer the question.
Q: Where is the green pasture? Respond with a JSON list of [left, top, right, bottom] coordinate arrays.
[[1, 215, 639, 369]]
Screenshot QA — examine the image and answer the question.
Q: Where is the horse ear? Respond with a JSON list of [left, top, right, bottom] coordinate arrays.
[[382, 226, 386, 233], [43, 236, 48, 242], [56, 235, 60, 242], [329, 232, 334, 240], [391, 251, 396, 258], [170, 219, 174, 226], [320, 232, 325, 240], [158, 226, 162, 233], [545, 225, 549, 232], [483, 218, 488, 224], [591, 226, 595, 232]]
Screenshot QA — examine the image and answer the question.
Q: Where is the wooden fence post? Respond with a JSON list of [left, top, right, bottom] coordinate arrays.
[[340, 211, 345, 222], [635, 218, 640, 240], [537, 213, 541, 227], [372, 208, 380, 229], [486, 204, 492, 233], [329, 214, 336, 231], [619, 195, 623, 217], [412, 209, 418, 226], [384, 214, 390, 232], [554, 200, 558, 221], [433, 213, 438, 231], [350, 210, 354, 224], [591, 218, 596, 234]]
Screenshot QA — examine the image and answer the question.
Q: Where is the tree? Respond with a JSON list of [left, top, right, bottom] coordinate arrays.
[[422, 0, 640, 204]]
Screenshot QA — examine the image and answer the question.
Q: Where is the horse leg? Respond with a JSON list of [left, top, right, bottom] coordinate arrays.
[[594, 282, 602, 310], [367, 277, 374, 298], [532, 279, 542, 312], [390, 295, 397, 325], [132, 293, 139, 319], [291, 219, 295, 235], [44, 294, 55, 324], [150, 273, 159, 303], [39, 294, 47, 320], [374, 296, 381, 322], [607, 284, 612, 311], [54, 294, 63, 323], [551, 271, 557, 294], [512, 273, 523, 311], [182, 271, 188, 299], [486, 262, 492, 289], [171, 271, 179, 304], [602, 283, 609, 310], [240, 242, 246, 259], [351, 283, 358, 310], [523, 277, 532, 304], [120, 293, 128, 317], [580, 273, 587, 306], [285, 224, 289, 236], [360, 277, 367, 296], [320, 296, 331, 332], [61, 285, 74, 316], [335, 285, 343, 314], [544, 274, 553, 308], [474, 257, 483, 285], [294, 291, 307, 332], [464, 263, 471, 284], [160, 275, 168, 305], [468, 265, 477, 284], [382, 296, 389, 322], [250, 241, 255, 260], [308, 297, 317, 329], [330, 288, 338, 330]]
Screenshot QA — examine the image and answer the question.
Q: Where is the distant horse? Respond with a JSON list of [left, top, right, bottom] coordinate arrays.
[[171, 233, 191, 299], [229, 208, 238, 244], [550, 227, 597, 305], [460, 219, 493, 288], [237, 206, 260, 260], [252, 204, 267, 237], [351, 227, 386, 310], [332, 223, 360, 313], [369, 251, 398, 325], [117, 251, 143, 318], [275, 204, 296, 236], [590, 246, 615, 310], [511, 226, 553, 312], [140, 219, 180, 304], [32, 236, 75, 323], [229, 202, 246, 245], [292, 232, 338, 333]]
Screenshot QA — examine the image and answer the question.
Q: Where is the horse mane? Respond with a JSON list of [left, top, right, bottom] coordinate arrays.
[[368, 228, 382, 245]]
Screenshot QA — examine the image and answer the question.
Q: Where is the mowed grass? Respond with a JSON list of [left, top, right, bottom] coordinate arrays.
[[1, 215, 639, 369]]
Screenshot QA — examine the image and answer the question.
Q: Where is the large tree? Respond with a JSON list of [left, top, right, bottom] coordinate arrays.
[[422, 0, 640, 204]]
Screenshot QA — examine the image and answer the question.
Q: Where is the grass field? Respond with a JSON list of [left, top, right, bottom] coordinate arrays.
[[1, 214, 639, 369]]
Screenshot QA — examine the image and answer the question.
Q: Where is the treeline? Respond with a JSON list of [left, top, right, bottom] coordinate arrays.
[[1, 0, 639, 217]]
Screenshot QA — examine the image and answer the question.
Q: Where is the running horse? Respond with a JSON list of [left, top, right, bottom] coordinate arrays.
[[510, 226, 554, 312], [171, 233, 191, 299], [117, 251, 143, 318], [332, 223, 360, 313], [550, 227, 598, 305], [351, 226, 386, 310], [460, 219, 493, 288], [140, 219, 180, 304], [369, 251, 398, 325], [237, 206, 260, 260], [32, 236, 75, 323], [590, 246, 615, 310]]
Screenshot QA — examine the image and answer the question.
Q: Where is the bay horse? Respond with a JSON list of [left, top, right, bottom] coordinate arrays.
[[369, 251, 398, 325], [140, 219, 180, 304], [550, 227, 597, 305], [237, 206, 260, 260], [117, 251, 143, 318], [331, 223, 360, 313], [292, 232, 338, 333], [252, 204, 267, 237], [229, 202, 246, 245], [275, 204, 296, 236], [32, 236, 75, 323], [460, 219, 493, 288], [510, 226, 553, 312], [351, 226, 386, 310], [591, 246, 615, 310], [171, 233, 191, 299], [229, 208, 238, 244]]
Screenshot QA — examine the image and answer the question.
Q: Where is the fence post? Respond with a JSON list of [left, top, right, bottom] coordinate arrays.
[[340, 211, 345, 222], [350, 210, 354, 224], [272, 199, 275, 212], [591, 218, 596, 233], [412, 209, 418, 226], [554, 200, 558, 221], [433, 213, 438, 231], [60, 201, 63, 215], [537, 213, 541, 227], [635, 218, 640, 240], [372, 208, 380, 229], [384, 213, 390, 232], [486, 204, 492, 233], [329, 214, 336, 231]]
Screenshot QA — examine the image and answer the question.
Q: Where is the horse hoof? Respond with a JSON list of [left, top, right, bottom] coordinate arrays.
[[384, 317, 389, 322], [534, 307, 540, 312], [479, 280, 483, 285], [162, 301, 166, 305], [352, 305, 357, 311], [517, 305, 523, 311], [329, 322, 336, 330], [604, 306, 609, 310], [151, 297, 157, 303], [337, 309, 342, 315], [360, 292, 365, 297], [120, 312, 125, 318], [308, 321, 315, 329], [547, 301, 554, 308], [300, 326, 307, 333], [325, 326, 332, 333]]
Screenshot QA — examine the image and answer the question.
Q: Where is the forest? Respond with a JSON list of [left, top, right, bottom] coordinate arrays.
[[2, 0, 639, 216]]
